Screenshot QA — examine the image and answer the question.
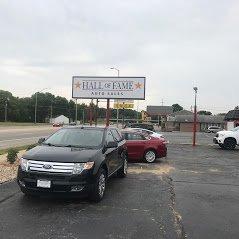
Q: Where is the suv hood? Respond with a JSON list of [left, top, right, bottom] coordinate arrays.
[[22, 145, 100, 163]]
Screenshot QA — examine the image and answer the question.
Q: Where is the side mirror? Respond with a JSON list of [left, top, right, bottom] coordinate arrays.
[[38, 138, 45, 144], [106, 141, 118, 148]]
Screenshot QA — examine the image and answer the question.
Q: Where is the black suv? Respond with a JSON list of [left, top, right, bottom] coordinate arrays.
[[17, 126, 127, 202]]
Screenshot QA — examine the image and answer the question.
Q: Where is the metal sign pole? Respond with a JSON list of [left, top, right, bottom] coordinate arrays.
[[193, 87, 198, 146]]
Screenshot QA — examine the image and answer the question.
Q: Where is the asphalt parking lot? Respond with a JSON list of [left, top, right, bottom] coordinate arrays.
[[0, 144, 238, 239], [0, 162, 181, 239]]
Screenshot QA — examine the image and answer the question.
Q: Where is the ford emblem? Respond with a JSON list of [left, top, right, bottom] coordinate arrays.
[[43, 164, 52, 169]]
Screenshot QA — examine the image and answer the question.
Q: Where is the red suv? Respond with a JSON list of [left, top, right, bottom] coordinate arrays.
[[122, 130, 167, 163]]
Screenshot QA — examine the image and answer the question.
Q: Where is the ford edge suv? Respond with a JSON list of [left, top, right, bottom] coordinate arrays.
[[17, 126, 127, 202]]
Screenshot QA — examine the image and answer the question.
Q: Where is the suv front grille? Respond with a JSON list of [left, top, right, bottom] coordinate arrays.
[[28, 160, 74, 174]]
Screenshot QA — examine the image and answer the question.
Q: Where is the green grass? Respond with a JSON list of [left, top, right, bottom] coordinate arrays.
[[0, 144, 37, 155], [0, 122, 50, 127]]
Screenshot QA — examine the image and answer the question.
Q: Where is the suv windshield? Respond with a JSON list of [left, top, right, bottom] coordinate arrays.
[[43, 128, 104, 148]]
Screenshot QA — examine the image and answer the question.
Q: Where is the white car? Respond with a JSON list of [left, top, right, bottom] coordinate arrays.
[[213, 126, 239, 150], [206, 126, 221, 133], [125, 128, 168, 143]]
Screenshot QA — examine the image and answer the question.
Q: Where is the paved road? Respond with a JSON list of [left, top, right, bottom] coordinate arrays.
[[0, 125, 215, 150], [0, 126, 58, 149]]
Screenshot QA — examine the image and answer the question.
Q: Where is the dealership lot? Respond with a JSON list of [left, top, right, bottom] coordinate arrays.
[[1, 143, 239, 238], [169, 145, 239, 239], [0, 161, 182, 239]]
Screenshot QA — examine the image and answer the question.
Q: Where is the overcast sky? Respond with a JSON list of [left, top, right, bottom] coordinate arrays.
[[0, 0, 238, 113]]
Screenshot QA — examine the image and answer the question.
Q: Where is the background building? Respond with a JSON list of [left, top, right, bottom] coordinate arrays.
[[166, 110, 225, 132], [224, 109, 239, 130], [50, 115, 69, 124], [147, 106, 173, 130]]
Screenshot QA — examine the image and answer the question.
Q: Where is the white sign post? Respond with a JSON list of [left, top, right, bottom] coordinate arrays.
[[72, 76, 145, 99]]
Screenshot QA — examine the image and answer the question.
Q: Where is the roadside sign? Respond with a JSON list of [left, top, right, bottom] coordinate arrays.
[[113, 100, 134, 109], [72, 76, 145, 99]]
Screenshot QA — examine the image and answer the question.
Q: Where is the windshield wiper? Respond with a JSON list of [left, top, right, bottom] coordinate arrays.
[[64, 145, 84, 148], [42, 143, 62, 147], [64, 145, 95, 149]]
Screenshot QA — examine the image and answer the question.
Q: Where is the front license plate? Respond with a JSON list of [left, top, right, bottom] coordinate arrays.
[[37, 180, 51, 188]]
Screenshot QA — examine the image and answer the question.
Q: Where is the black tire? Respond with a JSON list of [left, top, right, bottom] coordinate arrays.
[[223, 138, 236, 150], [89, 168, 107, 202], [219, 144, 225, 149], [117, 155, 127, 178], [143, 149, 156, 163]]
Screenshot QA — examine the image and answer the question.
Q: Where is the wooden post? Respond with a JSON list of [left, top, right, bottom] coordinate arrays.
[[90, 99, 93, 126], [106, 99, 110, 127], [95, 99, 99, 126]]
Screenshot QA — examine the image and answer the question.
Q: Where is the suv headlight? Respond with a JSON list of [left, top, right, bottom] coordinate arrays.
[[72, 162, 94, 175], [20, 158, 28, 172]]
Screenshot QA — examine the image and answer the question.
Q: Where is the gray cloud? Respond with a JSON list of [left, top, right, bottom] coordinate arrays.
[[0, 0, 238, 113]]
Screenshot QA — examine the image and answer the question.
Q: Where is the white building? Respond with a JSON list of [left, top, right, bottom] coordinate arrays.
[[50, 115, 69, 124]]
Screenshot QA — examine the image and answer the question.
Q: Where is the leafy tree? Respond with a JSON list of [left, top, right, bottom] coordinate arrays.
[[197, 110, 212, 115], [0, 89, 141, 123], [172, 104, 183, 112]]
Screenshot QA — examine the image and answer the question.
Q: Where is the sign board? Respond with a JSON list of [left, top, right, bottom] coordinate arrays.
[[113, 100, 134, 109], [72, 76, 145, 99]]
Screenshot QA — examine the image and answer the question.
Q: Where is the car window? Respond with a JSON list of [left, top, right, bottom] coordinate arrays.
[[43, 128, 104, 148], [106, 130, 116, 143], [127, 133, 145, 140], [111, 129, 122, 142]]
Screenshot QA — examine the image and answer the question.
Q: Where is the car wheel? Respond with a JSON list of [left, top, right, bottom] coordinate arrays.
[[89, 168, 107, 202], [117, 155, 127, 178], [144, 150, 156, 163], [219, 144, 225, 149], [223, 138, 236, 150]]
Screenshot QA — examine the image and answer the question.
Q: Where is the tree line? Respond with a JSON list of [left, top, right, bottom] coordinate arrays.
[[0, 90, 139, 123]]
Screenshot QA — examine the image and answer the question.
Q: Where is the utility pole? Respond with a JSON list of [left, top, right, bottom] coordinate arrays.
[[193, 87, 198, 146], [34, 88, 47, 124], [50, 101, 53, 123], [34, 92, 38, 124], [4, 98, 9, 122], [110, 67, 120, 127]]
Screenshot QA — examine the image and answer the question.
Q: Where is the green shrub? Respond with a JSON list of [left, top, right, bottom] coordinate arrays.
[[26, 144, 37, 151], [7, 148, 19, 164]]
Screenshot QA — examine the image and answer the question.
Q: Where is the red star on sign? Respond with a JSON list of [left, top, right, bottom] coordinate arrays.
[[135, 82, 143, 89], [75, 81, 80, 89]]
